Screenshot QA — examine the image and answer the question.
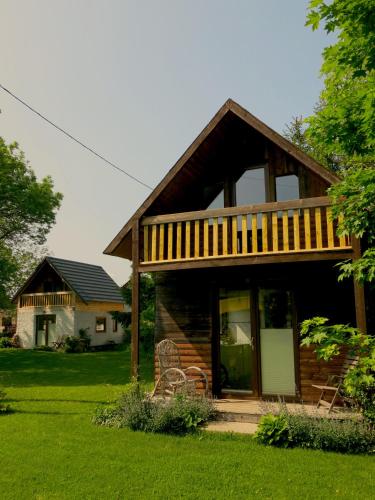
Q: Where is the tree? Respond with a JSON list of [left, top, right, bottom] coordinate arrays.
[[305, 0, 375, 169], [0, 138, 62, 307], [121, 273, 155, 352]]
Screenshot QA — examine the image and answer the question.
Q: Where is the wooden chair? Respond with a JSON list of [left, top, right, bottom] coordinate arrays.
[[152, 339, 209, 397], [312, 354, 359, 412]]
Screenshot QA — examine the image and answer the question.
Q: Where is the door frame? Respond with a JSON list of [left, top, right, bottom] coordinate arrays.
[[35, 314, 56, 346], [212, 282, 301, 400]]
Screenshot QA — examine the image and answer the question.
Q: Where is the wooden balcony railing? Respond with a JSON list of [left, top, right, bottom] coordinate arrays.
[[19, 292, 74, 308], [140, 196, 351, 265]]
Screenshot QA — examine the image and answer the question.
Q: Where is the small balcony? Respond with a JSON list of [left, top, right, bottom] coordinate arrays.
[[19, 292, 74, 308], [140, 196, 352, 270]]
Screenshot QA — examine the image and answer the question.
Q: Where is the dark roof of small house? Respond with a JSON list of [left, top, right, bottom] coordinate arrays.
[[13, 257, 124, 304]]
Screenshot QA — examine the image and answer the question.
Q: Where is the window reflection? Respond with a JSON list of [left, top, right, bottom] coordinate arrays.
[[275, 175, 299, 201], [236, 167, 266, 206]]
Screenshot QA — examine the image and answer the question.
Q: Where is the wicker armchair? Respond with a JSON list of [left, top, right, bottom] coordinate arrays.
[[152, 339, 209, 397]]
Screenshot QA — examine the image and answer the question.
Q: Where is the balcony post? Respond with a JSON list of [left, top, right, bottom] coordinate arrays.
[[351, 237, 367, 333], [131, 220, 140, 379]]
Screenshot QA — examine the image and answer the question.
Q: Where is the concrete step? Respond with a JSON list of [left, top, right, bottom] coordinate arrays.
[[205, 421, 258, 434], [216, 411, 261, 423]]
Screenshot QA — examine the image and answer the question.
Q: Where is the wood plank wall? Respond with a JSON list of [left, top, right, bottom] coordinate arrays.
[[154, 272, 213, 391], [153, 264, 357, 402]]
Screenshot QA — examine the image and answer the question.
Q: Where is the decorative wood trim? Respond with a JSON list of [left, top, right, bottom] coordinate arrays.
[[141, 196, 332, 225]]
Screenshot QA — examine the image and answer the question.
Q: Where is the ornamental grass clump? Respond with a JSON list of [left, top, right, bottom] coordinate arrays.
[[92, 382, 216, 435]]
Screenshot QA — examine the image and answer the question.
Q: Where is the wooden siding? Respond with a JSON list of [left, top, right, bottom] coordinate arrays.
[[154, 264, 356, 402], [155, 272, 213, 390]]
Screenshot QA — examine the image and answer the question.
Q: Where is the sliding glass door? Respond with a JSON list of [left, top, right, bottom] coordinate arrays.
[[258, 289, 296, 396], [219, 289, 255, 393], [217, 286, 296, 397]]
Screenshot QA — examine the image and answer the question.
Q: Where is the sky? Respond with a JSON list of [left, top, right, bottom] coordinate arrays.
[[0, 0, 332, 285]]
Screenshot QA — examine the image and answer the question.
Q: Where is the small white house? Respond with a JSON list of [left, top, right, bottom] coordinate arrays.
[[13, 257, 125, 348]]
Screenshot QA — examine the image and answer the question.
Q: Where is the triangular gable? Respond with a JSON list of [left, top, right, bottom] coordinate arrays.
[[104, 99, 339, 258]]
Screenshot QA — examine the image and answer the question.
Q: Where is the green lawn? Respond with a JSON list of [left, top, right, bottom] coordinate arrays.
[[0, 349, 373, 499]]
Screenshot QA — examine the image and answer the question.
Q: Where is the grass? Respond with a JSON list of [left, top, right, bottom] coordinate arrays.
[[0, 349, 374, 499]]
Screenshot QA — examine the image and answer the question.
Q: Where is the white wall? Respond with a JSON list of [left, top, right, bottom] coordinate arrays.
[[75, 310, 124, 346], [16, 306, 75, 348]]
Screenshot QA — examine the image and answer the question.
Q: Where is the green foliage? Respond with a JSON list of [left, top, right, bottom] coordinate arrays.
[[286, 413, 375, 454], [0, 337, 13, 349], [122, 273, 155, 351], [256, 411, 375, 454], [254, 414, 291, 448], [93, 382, 216, 435], [305, 1, 375, 163], [0, 138, 62, 308], [300, 317, 375, 423]]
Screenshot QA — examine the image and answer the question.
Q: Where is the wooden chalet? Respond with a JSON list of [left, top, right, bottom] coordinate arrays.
[[105, 99, 368, 401]]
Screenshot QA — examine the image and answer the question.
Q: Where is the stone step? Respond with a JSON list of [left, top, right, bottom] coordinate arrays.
[[205, 421, 258, 434], [216, 410, 261, 423]]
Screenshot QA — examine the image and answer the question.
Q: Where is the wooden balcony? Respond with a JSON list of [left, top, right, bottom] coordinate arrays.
[[140, 196, 353, 271], [19, 292, 74, 308]]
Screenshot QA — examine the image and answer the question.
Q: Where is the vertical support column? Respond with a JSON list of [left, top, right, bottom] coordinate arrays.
[[131, 220, 140, 379], [352, 236, 367, 333]]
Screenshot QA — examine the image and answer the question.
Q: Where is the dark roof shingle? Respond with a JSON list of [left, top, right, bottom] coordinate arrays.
[[46, 257, 123, 303]]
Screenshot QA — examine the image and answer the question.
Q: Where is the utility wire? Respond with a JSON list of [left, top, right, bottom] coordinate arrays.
[[0, 83, 153, 190]]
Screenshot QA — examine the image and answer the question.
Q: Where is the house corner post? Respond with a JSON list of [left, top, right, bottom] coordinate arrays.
[[351, 236, 367, 333], [131, 220, 140, 379]]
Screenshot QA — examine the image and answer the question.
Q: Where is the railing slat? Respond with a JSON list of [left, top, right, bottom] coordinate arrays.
[[168, 223, 173, 260], [185, 221, 190, 259], [159, 224, 165, 260], [262, 213, 268, 252], [176, 222, 182, 259], [242, 215, 248, 254], [252, 214, 258, 253], [338, 214, 346, 247], [326, 207, 334, 248], [213, 218, 219, 256], [151, 225, 157, 262], [231, 216, 238, 255], [272, 212, 278, 252], [304, 209, 311, 250], [194, 220, 200, 257], [293, 210, 300, 251], [204, 219, 209, 257], [282, 210, 289, 251], [222, 217, 228, 255], [315, 207, 323, 249]]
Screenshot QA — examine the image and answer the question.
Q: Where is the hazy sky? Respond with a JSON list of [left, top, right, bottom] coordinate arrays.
[[0, 0, 331, 285]]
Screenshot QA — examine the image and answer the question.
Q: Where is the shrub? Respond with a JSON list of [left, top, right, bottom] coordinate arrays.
[[64, 329, 91, 353], [255, 411, 375, 454], [0, 337, 13, 348], [254, 414, 291, 448], [93, 383, 216, 435]]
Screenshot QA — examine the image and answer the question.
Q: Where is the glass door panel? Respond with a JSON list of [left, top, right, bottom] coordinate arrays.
[[259, 289, 295, 396], [35, 315, 56, 346], [219, 289, 253, 392]]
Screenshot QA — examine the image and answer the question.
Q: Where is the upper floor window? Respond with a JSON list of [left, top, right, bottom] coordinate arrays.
[[236, 167, 266, 206], [275, 175, 299, 201]]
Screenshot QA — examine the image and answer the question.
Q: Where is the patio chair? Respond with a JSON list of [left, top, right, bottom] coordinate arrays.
[[152, 339, 209, 397], [312, 354, 359, 412]]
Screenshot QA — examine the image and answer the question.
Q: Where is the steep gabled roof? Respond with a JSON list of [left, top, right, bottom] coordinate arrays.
[[104, 99, 340, 258], [13, 257, 123, 304]]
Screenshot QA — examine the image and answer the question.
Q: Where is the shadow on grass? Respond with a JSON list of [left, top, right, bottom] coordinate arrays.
[[0, 349, 153, 388]]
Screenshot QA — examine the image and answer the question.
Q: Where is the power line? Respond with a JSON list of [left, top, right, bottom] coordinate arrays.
[[0, 83, 153, 190]]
